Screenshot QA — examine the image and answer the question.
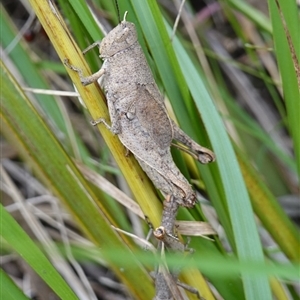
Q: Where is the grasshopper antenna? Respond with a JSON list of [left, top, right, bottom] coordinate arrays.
[[114, 0, 121, 23]]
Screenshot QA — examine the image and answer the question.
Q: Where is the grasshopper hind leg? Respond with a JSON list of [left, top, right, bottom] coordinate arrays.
[[171, 120, 215, 164]]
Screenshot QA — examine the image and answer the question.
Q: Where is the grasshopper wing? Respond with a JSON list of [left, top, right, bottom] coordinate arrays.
[[134, 85, 173, 151]]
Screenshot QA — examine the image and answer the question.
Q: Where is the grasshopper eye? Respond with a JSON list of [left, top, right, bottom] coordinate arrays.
[[116, 27, 130, 43]]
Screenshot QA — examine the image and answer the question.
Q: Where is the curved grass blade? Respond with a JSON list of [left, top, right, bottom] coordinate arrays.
[[1, 204, 78, 300]]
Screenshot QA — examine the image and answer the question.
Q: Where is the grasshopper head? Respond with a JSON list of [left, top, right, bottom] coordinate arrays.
[[100, 21, 138, 58]]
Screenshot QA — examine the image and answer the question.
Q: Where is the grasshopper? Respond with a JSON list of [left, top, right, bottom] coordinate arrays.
[[66, 15, 215, 207]]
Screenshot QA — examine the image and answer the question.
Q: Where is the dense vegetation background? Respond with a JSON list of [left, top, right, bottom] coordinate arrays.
[[1, 0, 299, 299]]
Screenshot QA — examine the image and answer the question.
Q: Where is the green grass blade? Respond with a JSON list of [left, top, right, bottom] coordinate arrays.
[[65, 244, 299, 281], [226, 0, 272, 33], [238, 151, 300, 262], [172, 29, 272, 299], [0, 7, 67, 139], [0, 204, 78, 299], [267, 0, 300, 177], [0, 6, 91, 165], [0, 269, 30, 300]]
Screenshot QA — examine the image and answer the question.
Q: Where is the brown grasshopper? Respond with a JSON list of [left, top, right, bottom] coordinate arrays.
[[65, 14, 215, 207]]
